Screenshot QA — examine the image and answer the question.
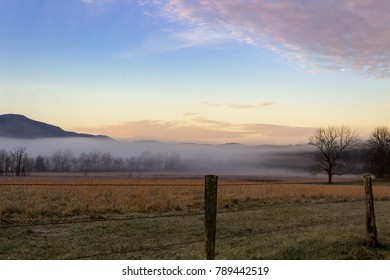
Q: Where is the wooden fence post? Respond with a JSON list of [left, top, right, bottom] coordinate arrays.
[[363, 174, 377, 248], [205, 175, 218, 260]]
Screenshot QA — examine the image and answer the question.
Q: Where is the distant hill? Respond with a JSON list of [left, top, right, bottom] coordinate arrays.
[[0, 114, 111, 140]]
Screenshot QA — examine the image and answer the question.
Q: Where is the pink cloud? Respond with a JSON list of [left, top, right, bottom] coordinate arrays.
[[74, 119, 314, 144], [153, 0, 390, 78], [76, 120, 241, 141]]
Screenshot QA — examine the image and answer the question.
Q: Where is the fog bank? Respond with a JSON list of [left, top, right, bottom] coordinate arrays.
[[0, 137, 315, 176]]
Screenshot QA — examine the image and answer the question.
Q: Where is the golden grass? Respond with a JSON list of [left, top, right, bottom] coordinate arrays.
[[1, 176, 390, 219]]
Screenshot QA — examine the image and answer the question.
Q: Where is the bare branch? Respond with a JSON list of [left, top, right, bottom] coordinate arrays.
[[309, 126, 359, 183]]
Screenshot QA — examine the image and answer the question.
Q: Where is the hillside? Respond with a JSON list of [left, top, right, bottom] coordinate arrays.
[[0, 114, 110, 139]]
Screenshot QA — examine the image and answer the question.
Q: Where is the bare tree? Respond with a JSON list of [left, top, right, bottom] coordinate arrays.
[[77, 152, 92, 173], [100, 152, 114, 171], [21, 154, 33, 176], [88, 152, 101, 171], [51, 149, 73, 172], [364, 127, 390, 178], [0, 149, 8, 176], [9, 146, 30, 176], [164, 152, 184, 171], [34, 155, 47, 172], [309, 126, 359, 184]]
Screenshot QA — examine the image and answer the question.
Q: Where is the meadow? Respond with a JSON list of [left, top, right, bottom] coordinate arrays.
[[1, 173, 390, 259]]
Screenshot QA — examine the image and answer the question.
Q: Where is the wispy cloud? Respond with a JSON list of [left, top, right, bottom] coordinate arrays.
[[170, 26, 232, 48], [81, 0, 113, 4], [80, 0, 116, 15], [120, 0, 233, 58], [150, 0, 390, 78], [119, 24, 231, 58], [182, 112, 201, 117], [74, 118, 314, 144], [76, 120, 241, 141], [241, 123, 315, 139], [201, 101, 274, 110]]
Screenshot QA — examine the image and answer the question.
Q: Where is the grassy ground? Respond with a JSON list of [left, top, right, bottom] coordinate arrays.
[[0, 175, 389, 259]]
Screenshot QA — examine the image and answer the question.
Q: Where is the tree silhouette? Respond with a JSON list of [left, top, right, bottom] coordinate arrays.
[[309, 126, 359, 184], [9, 146, 30, 176], [364, 127, 390, 178]]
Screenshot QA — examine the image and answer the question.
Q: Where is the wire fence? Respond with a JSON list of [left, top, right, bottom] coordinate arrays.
[[0, 199, 370, 229], [1, 179, 389, 259], [1, 204, 388, 260], [73, 212, 387, 260], [0, 182, 280, 187]]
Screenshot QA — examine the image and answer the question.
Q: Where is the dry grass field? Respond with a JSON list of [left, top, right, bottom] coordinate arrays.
[[1, 174, 390, 259], [1, 175, 390, 219]]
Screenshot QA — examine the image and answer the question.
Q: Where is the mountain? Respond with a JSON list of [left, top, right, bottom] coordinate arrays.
[[0, 114, 111, 139]]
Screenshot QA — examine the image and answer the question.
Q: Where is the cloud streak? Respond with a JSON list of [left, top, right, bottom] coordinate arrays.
[[74, 118, 314, 145], [81, 0, 113, 4], [201, 101, 274, 110], [151, 0, 390, 78]]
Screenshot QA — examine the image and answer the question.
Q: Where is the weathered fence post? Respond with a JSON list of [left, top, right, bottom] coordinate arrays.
[[363, 174, 377, 248], [205, 175, 218, 260]]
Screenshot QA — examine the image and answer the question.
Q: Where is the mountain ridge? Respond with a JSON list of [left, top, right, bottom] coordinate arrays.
[[0, 114, 111, 140]]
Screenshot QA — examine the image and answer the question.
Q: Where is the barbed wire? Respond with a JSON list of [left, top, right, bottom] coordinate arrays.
[[72, 214, 374, 260], [0, 184, 271, 187], [1, 179, 388, 259], [0, 181, 353, 187], [0, 183, 204, 187], [217, 215, 366, 241], [0, 212, 204, 229], [0, 199, 374, 229], [73, 239, 204, 260], [1, 207, 388, 259]]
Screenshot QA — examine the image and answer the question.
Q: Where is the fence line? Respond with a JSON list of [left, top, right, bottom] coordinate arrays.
[[0, 181, 336, 187], [72, 214, 371, 260], [2, 210, 389, 259], [74, 239, 204, 260], [0, 212, 204, 229], [0, 183, 204, 187], [363, 174, 378, 247], [0, 199, 371, 230], [1, 175, 389, 259], [204, 175, 218, 260], [217, 215, 366, 241]]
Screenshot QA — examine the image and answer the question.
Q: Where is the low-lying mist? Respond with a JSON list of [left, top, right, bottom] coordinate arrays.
[[0, 137, 315, 176]]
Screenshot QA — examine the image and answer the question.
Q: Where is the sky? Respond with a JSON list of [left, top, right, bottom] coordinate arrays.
[[1, 0, 390, 145]]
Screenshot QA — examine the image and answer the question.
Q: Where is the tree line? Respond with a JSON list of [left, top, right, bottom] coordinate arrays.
[[309, 126, 390, 183], [0, 149, 186, 176], [0, 147, 31, 176], [1, 126, 389, 182]]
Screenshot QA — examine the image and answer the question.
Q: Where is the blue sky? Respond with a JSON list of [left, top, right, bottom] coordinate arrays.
[[1, 0, 390, 144]]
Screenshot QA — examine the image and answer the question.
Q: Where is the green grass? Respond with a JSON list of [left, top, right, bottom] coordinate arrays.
[[1, 200, 389, 260]]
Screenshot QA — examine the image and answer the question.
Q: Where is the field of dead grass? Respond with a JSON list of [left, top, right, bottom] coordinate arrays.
[[1, 175, 390, 220], [1, 174, 390, 260]]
